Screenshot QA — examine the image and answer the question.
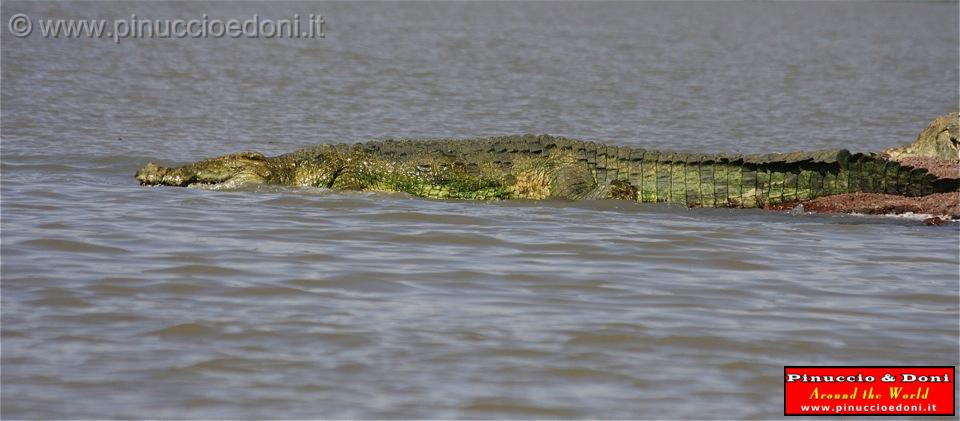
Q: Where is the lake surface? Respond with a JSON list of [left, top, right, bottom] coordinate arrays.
[[2, 1, 958, 419]]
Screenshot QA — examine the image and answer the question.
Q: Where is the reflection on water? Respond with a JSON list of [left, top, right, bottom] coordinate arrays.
[[2, 1, 958, 419]]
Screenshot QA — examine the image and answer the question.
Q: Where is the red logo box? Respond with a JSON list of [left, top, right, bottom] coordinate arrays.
[[784, 366, 955, 416]]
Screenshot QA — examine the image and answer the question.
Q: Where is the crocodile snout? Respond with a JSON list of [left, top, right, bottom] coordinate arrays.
[[135, 162, 167, 185], [135, 162, 196, 186], [135, 152, 274, 188]]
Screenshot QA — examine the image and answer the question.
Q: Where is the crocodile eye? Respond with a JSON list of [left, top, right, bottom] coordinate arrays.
[[238, 151, 266, 160]]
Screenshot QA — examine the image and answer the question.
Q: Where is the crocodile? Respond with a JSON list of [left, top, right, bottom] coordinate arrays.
[[135, 134, 959, 208]]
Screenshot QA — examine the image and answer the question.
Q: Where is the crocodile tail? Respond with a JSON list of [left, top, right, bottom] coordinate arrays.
[[614, 149, 955, 208], [932, 177, 960, 193], [843, 152, 958, 197], [614, 149, 853, 207]]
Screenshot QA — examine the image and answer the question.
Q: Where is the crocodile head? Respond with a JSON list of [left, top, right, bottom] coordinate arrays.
[[136, 151, 273, 188]]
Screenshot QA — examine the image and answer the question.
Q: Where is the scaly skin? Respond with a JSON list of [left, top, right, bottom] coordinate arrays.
[[136, 135, 959, 207], [884, 112, 960, 161]]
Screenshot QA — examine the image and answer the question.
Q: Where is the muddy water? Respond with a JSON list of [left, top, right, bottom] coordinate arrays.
[[2, 1, 958, 419]]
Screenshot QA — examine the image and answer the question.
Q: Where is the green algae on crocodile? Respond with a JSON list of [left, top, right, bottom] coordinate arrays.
[[884, 112, 959, 161], [135, 134, 959, 209]]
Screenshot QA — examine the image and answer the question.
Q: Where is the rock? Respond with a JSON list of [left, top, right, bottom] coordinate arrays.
[[800, 192, 960, 219], [884, 112, 960, 161]]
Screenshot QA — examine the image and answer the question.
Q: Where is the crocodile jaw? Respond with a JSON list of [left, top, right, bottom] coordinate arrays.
[[135, 152, 272, 188], [135, 162, 191, 186]]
